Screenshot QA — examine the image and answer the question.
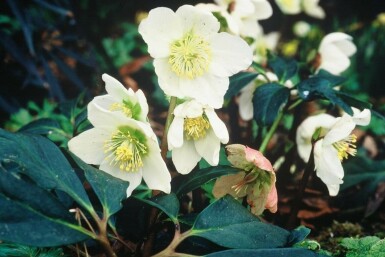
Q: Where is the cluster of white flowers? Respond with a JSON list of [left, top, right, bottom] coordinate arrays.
[[139, 4, 253, 174]]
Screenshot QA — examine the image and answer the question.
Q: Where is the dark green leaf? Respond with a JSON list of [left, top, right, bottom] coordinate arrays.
[[288, 226, 311, 245], [268, 54, 298, 81], [316, 69, 347, 86], [253, 83, 290, 126], [0, 129, 92, 211], [335, 92, 372, 110], [225, 72, 259, 100], [173, 165, 239, 197], [18, 118, 61, 135], [191, 196, 290, 249], [205, 248, 325, 257], [70, 152, 129, 218], [297, 77, 353, 115], [0, 168, 91, 246], [135, 193, 179, 222]]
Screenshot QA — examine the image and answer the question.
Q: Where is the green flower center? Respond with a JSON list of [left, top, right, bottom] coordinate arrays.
[[169, 32, 211, 79], [110, 99, 142, 120], [332, 134, 357, 161], [104, 126, 148, 172], [184, 115, 210, 141]]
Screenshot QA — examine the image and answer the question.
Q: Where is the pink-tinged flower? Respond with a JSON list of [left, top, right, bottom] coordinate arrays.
[[213, 144, 278, 215], [138, 5, 253, 108]]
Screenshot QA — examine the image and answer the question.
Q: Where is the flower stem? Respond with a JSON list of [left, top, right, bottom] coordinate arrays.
[[287, 144, 315, 229], [161, 96, 177, 160], [259, 111, 284, 154]]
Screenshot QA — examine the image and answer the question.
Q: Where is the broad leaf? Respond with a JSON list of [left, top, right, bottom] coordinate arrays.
[[205, 248, 324, 257], [191, 196, 290, 249], [70, 152, 129, 218], [0, 168, 91, 246], [225, 72, 259, 100], [297, 77, 353, 115], [173, 165, 239, 197], [268, 54, 298, 82], [0, 129, 92, 211], [136, 193, 179, 222], [253, 83, 290, 126], [18, 118, 62, 136]]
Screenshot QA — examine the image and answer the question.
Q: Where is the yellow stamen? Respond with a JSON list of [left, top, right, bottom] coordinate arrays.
[[110, 103, 133, 118], [104, 129, 147, 172], [184, 116, 210, 141], [169, 32, 211, 79], [333, 134, 357, 161]]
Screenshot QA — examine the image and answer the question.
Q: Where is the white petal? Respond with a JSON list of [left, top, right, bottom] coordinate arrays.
[[168, 117, 185, 149], [303, 0, 325, 19], [296, 113, 336, 161], [172, 141, 201, 174], [87, 103, 125, 129], [68, 128, 108, 165], [323, 115, 355, 145], [195, 129, 221, 166], [99, 159, 143, 197], [142, 141, 171, 193], [91, 95, 117, 112], [135, 89, 149, 120], [153, 58, 184, 98], [319, 44, 351, 75], [320, 33, 356, 56], [138, 7, 183, 58], [239, 83, 255, 121], [250, 0, 273, 20], [174, 100, 204, 118], [209, 32, 253, 77], [275, 0, 301, 14], [102, 73, 131, 100], [239, 19, 263, 38], [205, 108, 229, 143], [179, 74, 228, 109], [351, 108, 371, 126], [176, 5, 220, 38], [314, 141, 344, 195], [325, 184, 340, 196]]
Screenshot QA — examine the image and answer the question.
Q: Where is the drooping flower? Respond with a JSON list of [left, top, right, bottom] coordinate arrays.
[[296, 109, 371, 196], [317, 32, 357, 75], [138, 5, 253, 108], [167, 100, 229, 174], [213, 144, 278, 215], [238, 72, 293, 121], [90, 74, 149, 122], [68, 104, 171, 197], [275, 0, 325, 19]]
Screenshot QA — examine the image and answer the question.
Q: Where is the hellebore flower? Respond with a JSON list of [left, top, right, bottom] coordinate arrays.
[[296, 109, 371, 196], [90, 74, 149, 122], [275, 0, 325, 19], [317, 32, 357, 75], [138, 5, 253, 108], [213, 144, 278, 215], [167, 100, 229, 174], [68, 104, 171, 197]]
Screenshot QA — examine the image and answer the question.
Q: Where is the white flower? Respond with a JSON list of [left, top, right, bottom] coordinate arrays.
[[293, 21, 311, 38], [275, 0, 301, 15], [275, 0, 325, 19], [238, 72, 293, 120], [317, 32, 357, 75], [68, 104, 171, 197], [296, 109, 371, 196], [90, 74, 149, 122], [138, 5, 253, 108], [168, 100, 229, 174]]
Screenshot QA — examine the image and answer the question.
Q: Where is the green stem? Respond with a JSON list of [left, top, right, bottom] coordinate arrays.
[[259, 111, 284, 154], [161, 96, 178, 160], [259, 99, 303, 154], [151, 225, 197, 257]]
